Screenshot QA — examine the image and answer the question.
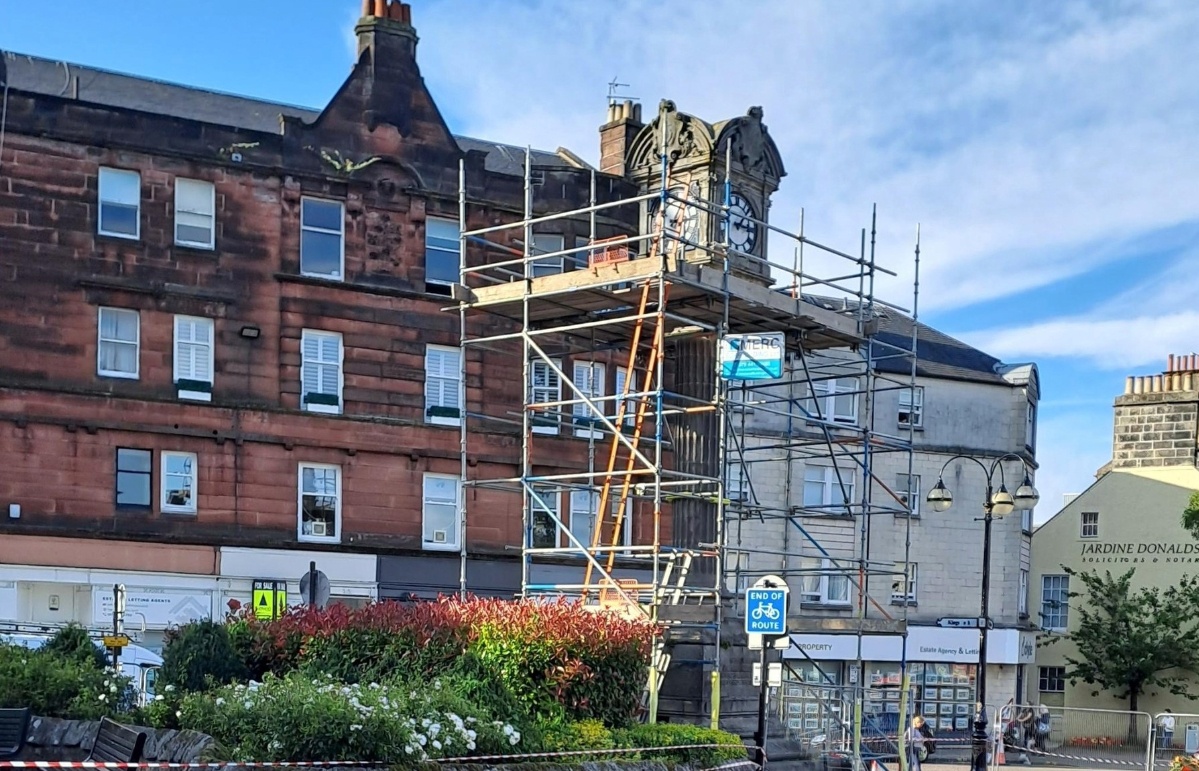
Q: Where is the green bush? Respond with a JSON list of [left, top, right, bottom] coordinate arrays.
[[176, 673, 525, 763], [44, 624, 108, 670], [615, 723, 748, 768], [537, 718, 616, 760], [160, 620, 248, 693], [0, 644, 132, 719]]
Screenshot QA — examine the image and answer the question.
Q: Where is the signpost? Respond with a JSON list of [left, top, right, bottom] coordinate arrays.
[[299, 561, 331, 609], [937, 617, 993, 630], [720, 333, 785, 381], [746, 575, 789, 767]]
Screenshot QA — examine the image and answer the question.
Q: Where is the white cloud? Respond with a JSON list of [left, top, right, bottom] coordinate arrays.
[[399, 0, 1199, 315]]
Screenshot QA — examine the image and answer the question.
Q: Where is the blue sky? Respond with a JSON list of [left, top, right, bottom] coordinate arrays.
[[3, 0, 1197, 522]]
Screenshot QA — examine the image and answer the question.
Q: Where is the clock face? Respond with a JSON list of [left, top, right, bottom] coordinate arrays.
[[649, 185, 700, 249], [723, 191, 759, 254]]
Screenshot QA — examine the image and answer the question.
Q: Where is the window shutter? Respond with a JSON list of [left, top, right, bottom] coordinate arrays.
[[175, 318, 194, 381]]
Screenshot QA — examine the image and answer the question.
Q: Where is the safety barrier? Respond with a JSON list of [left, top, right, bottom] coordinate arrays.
[[993, 705, 1152, 769], [1149, 712, 1199, 769], [0, 745, 763, 769]]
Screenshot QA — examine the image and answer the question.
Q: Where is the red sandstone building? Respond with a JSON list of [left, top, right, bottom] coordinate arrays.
[[0, 2, 650, 646]]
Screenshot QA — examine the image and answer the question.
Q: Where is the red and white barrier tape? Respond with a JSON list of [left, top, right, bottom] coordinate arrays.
[[0, 743, 760, 769]]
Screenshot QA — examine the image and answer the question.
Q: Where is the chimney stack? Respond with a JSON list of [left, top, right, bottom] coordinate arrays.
[[1112, 353, 1199, 470], [599, 99, 643, 177], [356, 0, 418, 61]]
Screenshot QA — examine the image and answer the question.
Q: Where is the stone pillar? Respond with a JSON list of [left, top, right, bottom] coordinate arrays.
[[669, 334, 719, 585]]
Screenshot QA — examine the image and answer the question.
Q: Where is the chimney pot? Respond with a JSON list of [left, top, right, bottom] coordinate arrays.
[[1169, 354, 1176, 372], [1154, 374, 1164, 392], [1125, 376, 1134, 395], [373, 0, 386, 17], [362, 0, 372, 15], [1134, 376, 1144, 394], [1192, 354, 1198, 372], [1187, 372, 1195, 391]]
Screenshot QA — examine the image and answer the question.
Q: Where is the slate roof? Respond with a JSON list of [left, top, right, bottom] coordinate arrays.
[[802, 295, 1011, 385], [0, 50, 571, 177]]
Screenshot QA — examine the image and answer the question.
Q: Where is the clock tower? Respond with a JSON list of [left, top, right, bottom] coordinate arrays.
[[617, 99, 786, 285]]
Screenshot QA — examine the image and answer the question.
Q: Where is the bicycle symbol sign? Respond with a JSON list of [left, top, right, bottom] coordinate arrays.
[[745, 587, 788, 635]]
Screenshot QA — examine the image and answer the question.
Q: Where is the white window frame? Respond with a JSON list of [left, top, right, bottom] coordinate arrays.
[[297, 462, 341, 544], [425, 217, 461, 289], [898, 386, 924, 428], [161, 451, 198, 515], [97, 307, 140, 379], [425, 345, 463, 427], [569, 489, 633, 552], [530, 358, 563, 435], [531, 233, 566, 277], [891, 562, 918, 605], [1080, 511, 1099, 539], [800, 558, 851, 606], [173, 315, 214, 401], [1026, 398, 1038, 451], [174, 178, 216, 249], [572, 360, 606, 439], [299, 197, 345, 280], [1041, 574, 1070, 631], [300, 330, 343, 415], [614, 366, 637, 427], [896, 473, 921, 517], [529, 486, 561, 549], [1019, 569, 1030, 617], [802, 465, 855, 515], [1023, 507, 1034, 535], [808, 377, 858, 424], [422, 473, 461, 551], [97, 167, 141, 240]]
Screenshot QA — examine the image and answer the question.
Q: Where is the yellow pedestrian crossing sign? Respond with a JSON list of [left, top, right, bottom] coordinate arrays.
[[252, 580, 287, 621]]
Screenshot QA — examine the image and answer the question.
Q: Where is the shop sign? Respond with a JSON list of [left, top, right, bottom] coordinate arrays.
[[1080, 541, 1199, 565], [93, 587, 212, 629]]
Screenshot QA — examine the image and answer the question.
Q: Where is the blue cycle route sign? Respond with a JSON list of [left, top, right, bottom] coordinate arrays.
[[745, 587, 788, 636]]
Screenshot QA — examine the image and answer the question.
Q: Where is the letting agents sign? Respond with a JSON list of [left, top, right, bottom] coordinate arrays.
[[720, 333, 785, 380]]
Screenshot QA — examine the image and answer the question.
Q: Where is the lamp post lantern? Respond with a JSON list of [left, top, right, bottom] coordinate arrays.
[[926, 454, 1038, 771]]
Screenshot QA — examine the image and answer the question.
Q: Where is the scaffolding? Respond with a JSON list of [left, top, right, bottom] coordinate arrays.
[[451, 131, 923, 756]]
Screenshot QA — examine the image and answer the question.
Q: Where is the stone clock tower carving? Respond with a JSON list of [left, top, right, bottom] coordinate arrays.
[[618, 100, 786, 285]]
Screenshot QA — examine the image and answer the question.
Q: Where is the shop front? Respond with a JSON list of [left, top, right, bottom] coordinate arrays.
[[0, 535, 221, 651], [782, 626, 1036, 740], [217, 547, 377, 614], [377, 554, 521, 600]]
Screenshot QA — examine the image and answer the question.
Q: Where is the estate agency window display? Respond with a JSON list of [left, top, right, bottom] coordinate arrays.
[[861, 663, 977, 735], [781, 661, 844, 736]]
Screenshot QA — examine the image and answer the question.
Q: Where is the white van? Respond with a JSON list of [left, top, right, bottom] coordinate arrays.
[[0, 632, 163, 705]]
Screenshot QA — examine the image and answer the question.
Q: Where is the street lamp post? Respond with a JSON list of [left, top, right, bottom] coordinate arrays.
[[926, 453, 1038, 771]]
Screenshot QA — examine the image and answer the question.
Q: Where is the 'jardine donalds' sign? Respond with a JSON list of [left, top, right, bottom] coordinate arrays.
[[1080, 541, 1199, 564]]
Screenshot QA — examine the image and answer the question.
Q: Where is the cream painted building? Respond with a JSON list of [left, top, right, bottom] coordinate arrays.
[[725, 306, 1040, 740], [1032, 356, 1199, 714]]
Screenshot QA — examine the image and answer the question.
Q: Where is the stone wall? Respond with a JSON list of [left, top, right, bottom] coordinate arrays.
[[21, 716, 214, 762], [1112, 391, 1199, 469]]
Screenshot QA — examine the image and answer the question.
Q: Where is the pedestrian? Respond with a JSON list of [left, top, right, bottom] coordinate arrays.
[[1159, 711, 1175, 750], [906, 716, 928, 771], [1033, 705, 1051, 753]]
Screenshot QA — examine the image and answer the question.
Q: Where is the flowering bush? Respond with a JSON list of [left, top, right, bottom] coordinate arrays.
[[175, 673, 523, 763], [214, 596, 655, 727], [1169, 755, 1199, 771], [0, 643, 134, 719]]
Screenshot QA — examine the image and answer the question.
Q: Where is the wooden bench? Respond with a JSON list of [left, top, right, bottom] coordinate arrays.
[[0, 708, 30, 759], [87, 717, 147, 763]]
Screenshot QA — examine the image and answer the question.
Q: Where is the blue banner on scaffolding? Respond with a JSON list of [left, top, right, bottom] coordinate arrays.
[[720, 332, 784, 380]]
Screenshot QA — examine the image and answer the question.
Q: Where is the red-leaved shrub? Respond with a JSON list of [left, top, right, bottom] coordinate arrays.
[[222, 596, 655, 727]]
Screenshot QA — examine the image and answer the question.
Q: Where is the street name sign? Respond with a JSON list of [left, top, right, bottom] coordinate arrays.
[[936, 617, 992, 629]]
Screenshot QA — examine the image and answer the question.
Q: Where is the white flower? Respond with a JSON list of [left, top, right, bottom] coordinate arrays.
[[175, 710, 182, 718], [165, 685, 176, 693], [433, 740, 442, 751], [215, 698, 226, 707], [350, 724, 362, 732], [244, 701, 253, 709], [467, 741, 476, 751], [417, 734, 427, 747], [154, 695, 164, 702]]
